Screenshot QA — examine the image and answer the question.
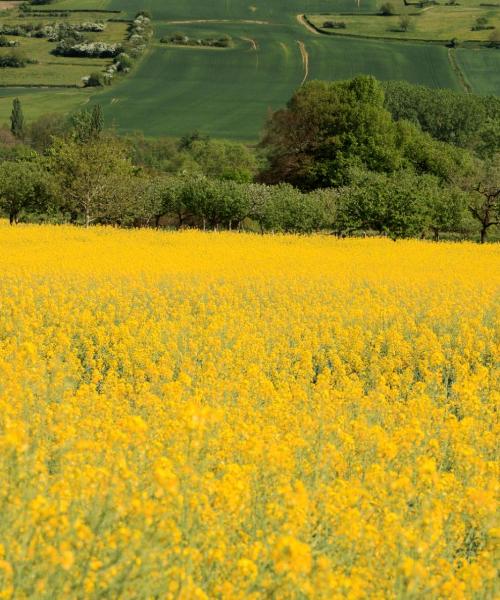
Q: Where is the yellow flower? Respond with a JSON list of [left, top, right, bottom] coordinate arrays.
[[236, 558, 258, 580], [272, 535, 312, 576], [0, 224, 497, 598]]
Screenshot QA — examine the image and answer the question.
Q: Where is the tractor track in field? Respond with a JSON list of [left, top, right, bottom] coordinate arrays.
[[297, 40, 309, 85], [158, 19, 270, 25], [296, 14, 320, 35], [241, 36, 258, 51], [241, 36, 259, 67], [447, 48, 472, 94]]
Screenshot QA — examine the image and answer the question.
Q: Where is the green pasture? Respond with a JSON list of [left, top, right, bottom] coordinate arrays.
[[0, 0, 498, 138], [309, 4, 500, 42], [37, 0, 372, 19], [91, 22, 305, 140], [88, 22, 462, 140], [0, 87, 92, 122], [307, 36, 462, 89], [456, 47, 500, 95], [0, 35, 113, 85], [28, 0, 112, 9], [107, 0, 376, 20], [0, 20, 127, 86]]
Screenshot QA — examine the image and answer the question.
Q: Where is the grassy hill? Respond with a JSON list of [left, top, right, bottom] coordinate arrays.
[[0, 0, 498, 139], [308, 3, 500, 42]]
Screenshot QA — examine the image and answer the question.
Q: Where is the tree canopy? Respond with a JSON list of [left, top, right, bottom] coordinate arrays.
[[259, 76, 474, 191]]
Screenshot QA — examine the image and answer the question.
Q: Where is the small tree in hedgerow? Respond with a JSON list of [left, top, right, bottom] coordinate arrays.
[[90, 104, 104, 138], [86, 72, 104, 87], [458, 155, 500, 243], [0, 159, 51, 225], [399, 16, 412, 32], [10, 98, 24, 139], [70, 105, 105, 144], [380, 2, 396, 16], [489, 29, 500, 48]]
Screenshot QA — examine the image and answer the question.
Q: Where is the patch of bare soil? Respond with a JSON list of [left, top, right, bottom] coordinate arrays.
[[0, 1, 21, 9]]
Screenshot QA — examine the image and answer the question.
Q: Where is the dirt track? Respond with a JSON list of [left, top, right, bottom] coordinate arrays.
[[163, 19, 269, 25], [241, 36, 258, 51], [297, 40, 309, 85], [0, 1, 21, 9], [296, 14, 320, 35]]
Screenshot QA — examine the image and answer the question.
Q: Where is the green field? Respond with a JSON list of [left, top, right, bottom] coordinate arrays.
[[108, 0, 372, 20], [456, 47, 500, 95], [0, 87, 93, 119], [0, 37, 113, 86], [0, 0, 499, 140], [89, 26, 462, 139], [309, 3, 500, 42]]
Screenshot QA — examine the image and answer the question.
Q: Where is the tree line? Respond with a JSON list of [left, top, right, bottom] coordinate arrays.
[[1, 76, 499, 241]]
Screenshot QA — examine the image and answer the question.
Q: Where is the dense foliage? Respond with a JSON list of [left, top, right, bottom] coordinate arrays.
[[53, 40, 121, 58], [383, 81, 500, 158], [259, 77, 473, 190], [0, 76, 498, 241], [0, 51, 31, 68]]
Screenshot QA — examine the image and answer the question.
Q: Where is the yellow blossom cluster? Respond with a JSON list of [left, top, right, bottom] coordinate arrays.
[[0, 224, 498, 599]]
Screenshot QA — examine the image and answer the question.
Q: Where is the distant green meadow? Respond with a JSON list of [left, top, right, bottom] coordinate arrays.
[[92, 28, 463, 140], [0, 0, 498, 140]]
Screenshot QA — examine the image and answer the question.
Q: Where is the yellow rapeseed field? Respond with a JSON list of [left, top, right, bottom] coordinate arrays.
[[0, 223, 498, 599]]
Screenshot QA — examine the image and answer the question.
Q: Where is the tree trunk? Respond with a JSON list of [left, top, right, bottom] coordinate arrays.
[[85, 210, 91, 228], [480, 227, 487, 244], [9, 211, 16, 225]]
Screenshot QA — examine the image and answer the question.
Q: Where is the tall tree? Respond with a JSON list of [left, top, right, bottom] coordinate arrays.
[[90, 104, 104, 139], [187, 139, 258, 182], [383, 80, 500, 158], [260, 77, 474, 191], [0, 159, 50, 224], [458, 155, 500, 243], [27, 113, 68, 152], [70, 105, 104, 144], [48, 136, 137, 226], [10, 98, 24, 139], [259, 76, 404, 190]]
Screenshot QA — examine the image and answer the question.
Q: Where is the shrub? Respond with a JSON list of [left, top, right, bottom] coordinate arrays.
[[323, 21, 347, 29], [472, 16, 494, 30], [114, 52, 133, 72], [489, 28, 500, 47], [84, 72, 104, 87], [54, 40, 122, 58], [161, 33, 233, 48], [399, 16, 412, 32], [0, 50, 29, 67], [79, 22, 106, 32], [0, 35, 18, 47], [213, 37, 232, 47], [379, 2, 396, 15]]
